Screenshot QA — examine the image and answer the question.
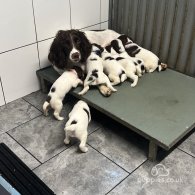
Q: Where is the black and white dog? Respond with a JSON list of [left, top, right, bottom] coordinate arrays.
[[43, 67, 84, 120], [118, 35, 167, 72], [64, 100, 90, 153], [78, 44, 117, 95], [48, 29, 120, 96]]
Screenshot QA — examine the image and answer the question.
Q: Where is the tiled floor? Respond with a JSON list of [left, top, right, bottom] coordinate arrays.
[[0, 91, 194, 195]]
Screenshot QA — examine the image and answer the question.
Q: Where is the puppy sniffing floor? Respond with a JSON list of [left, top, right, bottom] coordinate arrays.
[[64, 100, 90, 153], [43, 67, 84, 121]]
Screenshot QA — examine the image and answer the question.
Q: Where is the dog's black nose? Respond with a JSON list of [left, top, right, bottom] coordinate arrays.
[[71, 52, 80, 60]]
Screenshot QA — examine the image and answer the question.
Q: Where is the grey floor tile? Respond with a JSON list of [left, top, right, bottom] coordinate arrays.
[[8, 113, 70, 163], [178, 132, 195, 157], [0, 98, 42, 134], [34, 145, 128, 195], [88, 126, 147, 173], [0, 133, 40, 169], [109, 149, 195, 195], [23, 90, 47, 111]]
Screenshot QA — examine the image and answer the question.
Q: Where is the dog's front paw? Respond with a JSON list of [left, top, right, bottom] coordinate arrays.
[[79, 146, 88, 153], [64, 138, 70, 145]]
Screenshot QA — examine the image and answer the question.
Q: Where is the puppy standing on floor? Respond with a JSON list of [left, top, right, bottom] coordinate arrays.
[[78, 44, 117, 95], [64, 100, 90, 153], [43, 67, 84, 121]]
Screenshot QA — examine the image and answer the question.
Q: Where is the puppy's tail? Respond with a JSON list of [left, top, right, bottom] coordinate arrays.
[[119, 70, 127, 82], [156, 60, 167, 72], [43, 95, 51, 116], [64, 124, 77, 131]]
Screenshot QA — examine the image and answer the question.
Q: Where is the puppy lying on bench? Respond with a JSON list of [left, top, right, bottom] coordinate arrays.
[[64, 100, 90, 153], [43, 67, 84, 120], [118, 35, 167, 73], [79, 44, 117, 95], [101, 47, 127, 86]]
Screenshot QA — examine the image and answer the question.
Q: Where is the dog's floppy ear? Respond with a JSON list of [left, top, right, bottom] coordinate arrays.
[[118, 34, 134, 45], [48, 37, 68, 70]]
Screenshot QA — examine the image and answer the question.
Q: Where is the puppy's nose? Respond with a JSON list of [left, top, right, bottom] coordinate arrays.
[[71, 52, 80, 60]]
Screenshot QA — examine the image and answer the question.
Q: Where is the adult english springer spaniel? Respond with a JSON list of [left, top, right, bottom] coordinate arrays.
[[48, 29, 120, 96]]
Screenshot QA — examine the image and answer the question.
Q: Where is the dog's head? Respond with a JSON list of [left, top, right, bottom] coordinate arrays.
[[117, 35, 134, 47], [48, 30, 92, 70], [110, 39, 125, 54], [91, 43, 104, 57]]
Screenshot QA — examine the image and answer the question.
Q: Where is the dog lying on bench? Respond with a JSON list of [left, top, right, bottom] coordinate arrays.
[[78, 44, 117, 95], [118, 35, 167, 73], [43, 67, 84, 120], [64, 100, 90, 153]]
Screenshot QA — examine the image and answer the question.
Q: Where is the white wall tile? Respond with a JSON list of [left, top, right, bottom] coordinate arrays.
[[33, 0, 71, 41], [101, 21, 108, 29], [0, 0, 36, 53], [0, 81, 5, 106], [71, 0, 100, 29], [38, 39, 54, 68], [0, 45, 40, 103], [101, 0, 109, 22], [81, 24, 100, 31]]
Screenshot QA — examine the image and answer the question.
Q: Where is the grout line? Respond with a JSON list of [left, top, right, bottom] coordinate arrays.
[[87, 143, 130, 174], [6, 114, 42, 134], [105, 174, 130, 195], [0, 76, 6, 105], [22, 97, 44, 113], [105, 159, 148, 194], [32, 143, 76, 171], [0, 42, 37, 55], [80, 21, 108, 30], [6, 132, 42, 165], [69, 0, 72, 29], [177, 148, 195, 159], [31, 0, 41, 69]]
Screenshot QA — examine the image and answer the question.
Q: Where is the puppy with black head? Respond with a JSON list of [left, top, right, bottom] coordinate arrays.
[[118, 35, 167, 73], [64, 100, 90, 153], [43, 66, 84, 121], [78, 43, 117, 95]]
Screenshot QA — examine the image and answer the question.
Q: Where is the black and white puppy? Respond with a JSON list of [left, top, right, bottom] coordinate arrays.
[[79, 44, 117, 95], [118, 35, 167, 73], [101, 48, 127, 86], [64, 100, 90, 153], [43, 67, 84, 121]]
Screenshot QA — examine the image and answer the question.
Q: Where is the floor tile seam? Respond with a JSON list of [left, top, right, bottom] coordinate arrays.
[[105, 159, 148, 194], [5, 132, 42, 165], [177, 148, 195, 159]]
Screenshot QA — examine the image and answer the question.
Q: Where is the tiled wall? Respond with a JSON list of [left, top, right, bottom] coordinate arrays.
[[0, 0, 109, 106]]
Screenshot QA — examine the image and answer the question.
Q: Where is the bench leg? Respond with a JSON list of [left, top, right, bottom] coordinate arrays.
[[148, 141, 157, 161], [40, 78, 48, 93]]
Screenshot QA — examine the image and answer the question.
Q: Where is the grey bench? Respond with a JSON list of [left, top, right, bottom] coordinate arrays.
[[36, 66, 195, 161]]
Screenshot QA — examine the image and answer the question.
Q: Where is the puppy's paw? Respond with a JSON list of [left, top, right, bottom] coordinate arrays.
[[56, 116, 64, 121], [99, 85, 112, 97], [79, 146, 88, 153], [64, 138, 70, 145], [131, 83, 137, 87]]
